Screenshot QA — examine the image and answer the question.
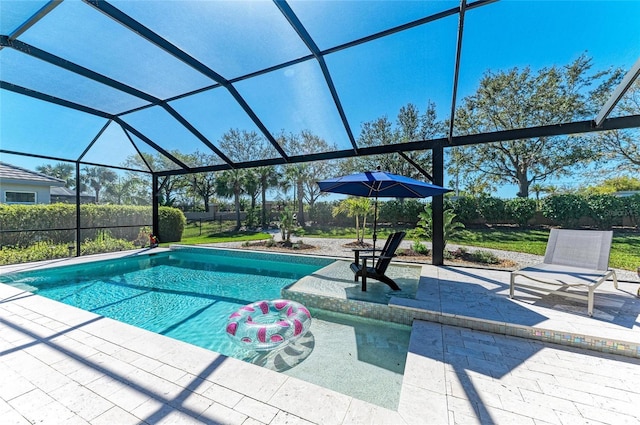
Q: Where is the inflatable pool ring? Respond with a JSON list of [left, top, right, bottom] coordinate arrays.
[[226, 300, 311, 351]]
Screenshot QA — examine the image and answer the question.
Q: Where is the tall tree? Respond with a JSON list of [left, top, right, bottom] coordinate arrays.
[[218, 129, 270, 227], [36, 162, 75, 188], [594, 79, 640, 172], [215, 170, 245, 230], [278, 131, 338, 226], [124, 152, 190, 206], [104, 174, 149, 205], [81, 166, 117, 203], [243, 168, 260, 209], [189, 151, 218, 212], [343, 102, 444, 178], [452, 55, 622, 198], [257, 166, 280, 228]]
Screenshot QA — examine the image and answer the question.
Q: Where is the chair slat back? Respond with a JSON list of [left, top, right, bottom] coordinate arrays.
[[543, 229, 612, 271], [375, 231, 406, 271]]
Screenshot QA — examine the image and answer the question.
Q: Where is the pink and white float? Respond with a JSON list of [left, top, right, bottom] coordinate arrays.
[[226, 299, 312, 351]]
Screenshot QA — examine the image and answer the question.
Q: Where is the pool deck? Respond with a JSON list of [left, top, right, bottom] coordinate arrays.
[[1, 248, 640, 424]]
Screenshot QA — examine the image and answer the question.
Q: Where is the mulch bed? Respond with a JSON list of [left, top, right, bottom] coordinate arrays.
[[242, 240, 316, 252], [241, 240, 517, 269]]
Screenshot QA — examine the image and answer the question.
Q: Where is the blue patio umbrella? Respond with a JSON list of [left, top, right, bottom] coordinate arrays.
[[317, 170, 451, 254]]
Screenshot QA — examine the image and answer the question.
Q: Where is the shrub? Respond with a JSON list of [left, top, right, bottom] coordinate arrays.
[[476, 196, 507, 224], [244, 207, 260, 228], [621, 194, 640, 227], [447, 196, 481, 223], [0, 235, 136, 266], [378, 199, 425, 226], [80, 232, 136, 255], [415, 205, 465, 249], [470, 250, 500, 264], [541, 194, 589, 228], [411, 240, 430, 255], [0, 204, 153, 247], [158, 206, 186, 242], [505, 198, 537, 227], [309, 201, 351, 226], [584, 194, 624, 230], [379, 200, 403, 226]]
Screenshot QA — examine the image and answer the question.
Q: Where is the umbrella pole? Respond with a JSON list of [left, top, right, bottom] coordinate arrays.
[[372, 195, 378, 260]]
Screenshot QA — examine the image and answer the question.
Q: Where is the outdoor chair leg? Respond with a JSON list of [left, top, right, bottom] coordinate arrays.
[[588, 287, 595, 317]]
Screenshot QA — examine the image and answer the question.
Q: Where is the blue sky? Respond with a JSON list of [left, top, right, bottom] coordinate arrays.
[[1, 1, 639, 199]]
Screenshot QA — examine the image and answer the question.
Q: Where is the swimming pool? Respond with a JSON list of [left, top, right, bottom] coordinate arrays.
[[0, 247, 411, 409]]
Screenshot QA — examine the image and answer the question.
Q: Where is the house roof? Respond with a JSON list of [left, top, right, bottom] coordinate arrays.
[[0, 162, 66, 187], [50, 186, 94, 197]]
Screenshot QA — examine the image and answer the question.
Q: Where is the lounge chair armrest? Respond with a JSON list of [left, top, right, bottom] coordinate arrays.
[[352, 248, 381, 253]]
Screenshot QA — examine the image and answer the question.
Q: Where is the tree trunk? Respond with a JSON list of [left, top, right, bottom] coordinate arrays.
[[234, 190, 241, 230], [517, 173, 530, 198], [261, 178, 268, 228], [296, 179, 305, 227]]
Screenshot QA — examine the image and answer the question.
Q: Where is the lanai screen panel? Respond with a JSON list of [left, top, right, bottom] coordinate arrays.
[[326, 17, 458, 147], [0, 90, 108, 161], [16, 1, 215, 101], [1, 0, 639, 171], [455, 0, 640, 137]]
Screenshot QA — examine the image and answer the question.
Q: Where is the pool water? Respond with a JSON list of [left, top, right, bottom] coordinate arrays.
[[1, 247, 411, 409]]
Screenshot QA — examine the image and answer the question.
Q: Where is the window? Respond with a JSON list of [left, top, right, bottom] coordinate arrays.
[[5, 191, 37, 204]]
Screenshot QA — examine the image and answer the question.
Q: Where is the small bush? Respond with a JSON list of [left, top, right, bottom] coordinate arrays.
[[470, 250, 500, 264], [80, 232, 136, 255], [541, 194, 589, 228], [622, 194, 640, 227], [477, 196, 507, 224], [505, 198, 537, 227], [158, 206, 186, 242], [379, 199, 425, 225], [0, 235, 136, 266], [411, 240, 430, 255], [448, 196, 481, 223], [585, 194, 624, 229]]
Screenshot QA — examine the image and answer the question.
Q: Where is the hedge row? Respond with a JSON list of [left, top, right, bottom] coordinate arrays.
[[0, 204, 186, 247], [307, 193, 640, 230], [449, 194, 640, 229]]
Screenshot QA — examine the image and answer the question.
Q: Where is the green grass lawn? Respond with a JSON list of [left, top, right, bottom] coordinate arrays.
[[162, 220, 271, 246], [171, 221, 640, 271], [300, 226, 640, 271], [449, 228, 640, 271]]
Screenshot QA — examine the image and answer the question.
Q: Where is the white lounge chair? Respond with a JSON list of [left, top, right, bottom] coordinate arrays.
[[510, 229, 618, 317]]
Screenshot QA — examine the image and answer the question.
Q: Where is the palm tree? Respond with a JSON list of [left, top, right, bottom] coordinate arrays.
[[257, 166, 280, 228], [332, 197, 372, 244], [36, 162, 75, 188], [215, 170, 245, 230], [530, 183, 546, 209], [81, 166, 118, 203]]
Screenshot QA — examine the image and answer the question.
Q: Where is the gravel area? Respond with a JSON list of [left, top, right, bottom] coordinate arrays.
[[207, 233, 639, 283]]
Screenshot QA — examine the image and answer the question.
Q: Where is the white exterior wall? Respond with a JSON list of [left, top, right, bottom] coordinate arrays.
[[0, 182, 51, 204]]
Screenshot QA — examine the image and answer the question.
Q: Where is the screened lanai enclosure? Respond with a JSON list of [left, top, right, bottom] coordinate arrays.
[[1, 0, 639, 264]]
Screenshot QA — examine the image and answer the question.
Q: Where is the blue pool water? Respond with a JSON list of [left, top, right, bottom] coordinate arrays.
[[1, 247, 411, 409], [2, 248, 332, 358]]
